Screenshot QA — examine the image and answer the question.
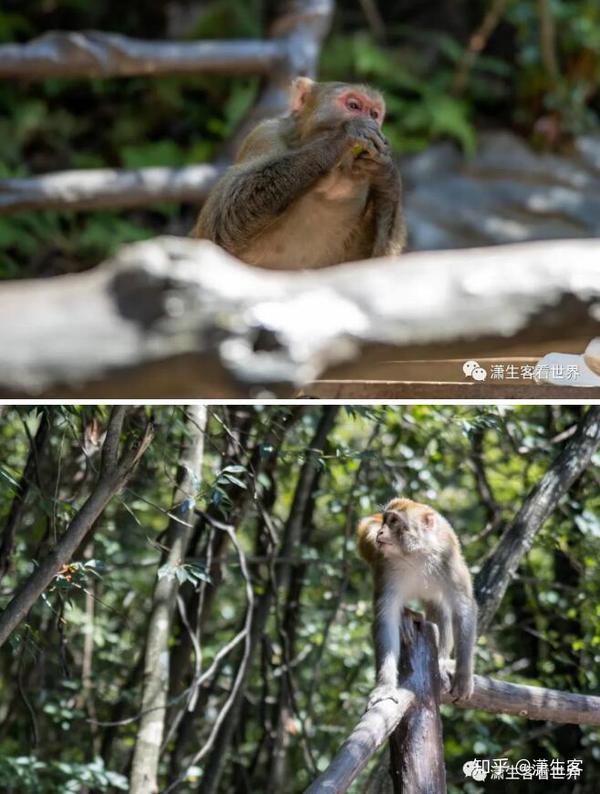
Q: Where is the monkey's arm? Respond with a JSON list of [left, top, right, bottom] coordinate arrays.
[[351, 140, 406, 257], [192, 132, 348, 253], [371, 165, 406, 257], [375, 601, 401, 687]]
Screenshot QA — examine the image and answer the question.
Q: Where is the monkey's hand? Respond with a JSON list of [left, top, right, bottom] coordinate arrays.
[[450, 670, 474, 702], [344, 118, 390, 168], [367, 683, 401, 710]]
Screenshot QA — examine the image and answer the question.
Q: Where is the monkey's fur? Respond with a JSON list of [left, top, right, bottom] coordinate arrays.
[[357, 498, 477, 705], [191, 78, 405, 269]]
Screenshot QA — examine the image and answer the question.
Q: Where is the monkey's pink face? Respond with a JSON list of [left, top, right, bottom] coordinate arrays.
[[336, 91, 385, 127], [377, 508, 436, 556]]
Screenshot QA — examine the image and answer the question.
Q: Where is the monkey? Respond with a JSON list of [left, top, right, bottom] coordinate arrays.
[[357, 498, 477, 705], [191, 77, 405, 269]]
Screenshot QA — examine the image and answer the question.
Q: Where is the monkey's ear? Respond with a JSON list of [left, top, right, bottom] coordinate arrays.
[[289, 76, 314, 113], [423, 510, 436, 529]]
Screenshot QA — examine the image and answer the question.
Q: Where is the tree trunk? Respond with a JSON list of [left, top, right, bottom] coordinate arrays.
[[388, 617, 446, 794], [129, 406, 207, 794]]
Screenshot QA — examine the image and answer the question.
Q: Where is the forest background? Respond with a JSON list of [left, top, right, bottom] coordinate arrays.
[[0, 404, 599, 792]]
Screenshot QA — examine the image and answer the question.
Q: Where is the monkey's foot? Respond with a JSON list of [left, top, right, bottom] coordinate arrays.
[[367, 684, 401, 709], [450, 672, 474, 702]]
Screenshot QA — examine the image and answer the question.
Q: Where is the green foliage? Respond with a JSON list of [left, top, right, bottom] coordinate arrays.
[[508, 0, 600, 136], [0, 0, 260, 277], [0, 756, 128, 792], [157, 561, 211, 588], [0, 405, 599, 791], [321, 30, 477, 154]]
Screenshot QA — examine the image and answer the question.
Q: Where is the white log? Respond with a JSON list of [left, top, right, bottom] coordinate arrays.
[[0, 236, 599, 398]]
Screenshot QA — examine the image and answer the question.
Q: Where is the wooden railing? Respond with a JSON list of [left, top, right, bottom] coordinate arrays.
[[305, 612, 600, 793], [0, 0, 334, 213]]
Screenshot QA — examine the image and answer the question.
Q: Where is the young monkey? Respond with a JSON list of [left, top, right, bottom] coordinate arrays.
[[357, 498, 477, 704], [192, 77, 405, 269]]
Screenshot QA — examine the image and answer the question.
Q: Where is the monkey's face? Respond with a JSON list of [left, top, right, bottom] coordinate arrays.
[[289, 78, 385, 140], [377, 506, 437, 557], [333, 87, 384, 127]]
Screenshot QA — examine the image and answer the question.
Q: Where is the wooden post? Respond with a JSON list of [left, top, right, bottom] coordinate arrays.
[[388, 614, 446, 794]]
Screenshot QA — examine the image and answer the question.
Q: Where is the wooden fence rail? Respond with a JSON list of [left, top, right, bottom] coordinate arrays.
[[0, 31, 286, 79], [0, 164, 222, 213], [306, 614, 600, 794], [0, 0, 334, 214]]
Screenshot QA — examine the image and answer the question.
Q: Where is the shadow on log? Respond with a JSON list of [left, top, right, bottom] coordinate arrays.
[[0, 236, 599, 398]]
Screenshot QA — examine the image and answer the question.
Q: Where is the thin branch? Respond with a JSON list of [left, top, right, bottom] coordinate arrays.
[[162, 521, 255, 794], [358, 0, 387, 44], [0, 410, 51, 583], [538, 0, 560, 83], [452, 0, 510, 96], [0, 409, 153, 649]]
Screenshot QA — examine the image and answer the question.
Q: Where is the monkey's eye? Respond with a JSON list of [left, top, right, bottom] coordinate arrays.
[[346, 98, 362, 111], [370, 109, 379, 120]]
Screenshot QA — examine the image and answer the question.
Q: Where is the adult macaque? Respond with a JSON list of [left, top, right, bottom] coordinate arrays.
[[357, 498, 477, 704], [191, 77, 405, 269]]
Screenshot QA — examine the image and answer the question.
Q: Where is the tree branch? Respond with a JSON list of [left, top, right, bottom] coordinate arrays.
[[0, 407, 153, 649], [0, 410, 51, 583], [475, 406, 600, 632]]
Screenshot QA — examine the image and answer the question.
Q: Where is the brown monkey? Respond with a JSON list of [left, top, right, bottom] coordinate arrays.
[[191, 77, 405, 269], [357, 498, 477, 704]]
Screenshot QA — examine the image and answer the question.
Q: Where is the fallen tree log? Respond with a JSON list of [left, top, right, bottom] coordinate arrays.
[[0, 236, 599, 398]]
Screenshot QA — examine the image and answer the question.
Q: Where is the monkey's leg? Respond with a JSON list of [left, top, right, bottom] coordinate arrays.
[[450, 596, 477, 700], [368, 598, 403, 708], [425, 601, 452, 659]]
